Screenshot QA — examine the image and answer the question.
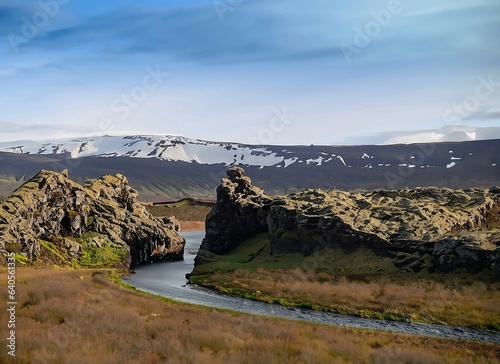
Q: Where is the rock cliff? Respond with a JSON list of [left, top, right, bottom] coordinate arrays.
[[268, 188, 500, 274], [0, 169, 185, 267], [196, 166, 271, 264], [195, 168, 500, 275]]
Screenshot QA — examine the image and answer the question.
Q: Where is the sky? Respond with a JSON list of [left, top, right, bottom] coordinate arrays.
[[0, 0, 499, 145]]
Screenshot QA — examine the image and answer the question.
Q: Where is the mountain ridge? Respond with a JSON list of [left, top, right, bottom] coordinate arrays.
[[0, 136, 498, 200]]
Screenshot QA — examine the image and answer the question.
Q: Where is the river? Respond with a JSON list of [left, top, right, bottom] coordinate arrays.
[[122, 231, 500, 344]]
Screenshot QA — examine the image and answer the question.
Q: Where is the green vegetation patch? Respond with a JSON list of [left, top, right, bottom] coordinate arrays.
[[14, 253, 29, 265], [36, 232, 127, 268], [192, 233, 403, 279], [76, 233, 126, 268], [77, 246, 125, 268], [191, 233, 308, 276], [39, 240, 68, 263]]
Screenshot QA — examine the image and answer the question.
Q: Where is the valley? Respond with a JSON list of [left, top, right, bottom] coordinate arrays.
[[0, 141, 499, 362]]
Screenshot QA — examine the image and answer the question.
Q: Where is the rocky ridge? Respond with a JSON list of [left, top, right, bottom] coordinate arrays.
[[0, 169, 185, 267], [196, 167, 500, 275], [199, 166, 271, 259]]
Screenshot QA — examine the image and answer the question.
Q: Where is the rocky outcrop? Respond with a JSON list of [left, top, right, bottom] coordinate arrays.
[[268, 188, 500, 274], [196, 166, 272, 264], [0, 169, 185, 267], [196, 167, 500, 275]]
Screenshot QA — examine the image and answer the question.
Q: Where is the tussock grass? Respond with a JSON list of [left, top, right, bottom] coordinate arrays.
[[1, 268, 498, 363], [191, 234, 500, 328], [194, 268, 500, 328]]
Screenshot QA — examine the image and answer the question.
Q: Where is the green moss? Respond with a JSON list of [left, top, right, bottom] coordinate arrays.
[[14, 253, 29, 265], [191, 233, 308, 276], [85, 216, 94, 226], [37, 232, 126, 268], [74, 232, 103, 245], [77, 246, 125, 268], [39, 240, 67, 262], [191, 233, 398, 278], [68, 210, 79, 219]]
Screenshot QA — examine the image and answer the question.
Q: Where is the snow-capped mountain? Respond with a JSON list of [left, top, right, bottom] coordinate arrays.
[[0, 135, 346, 168], [380, 125, 500, 145], [0, 135, 498, 200], [0, 134, 498, 173]]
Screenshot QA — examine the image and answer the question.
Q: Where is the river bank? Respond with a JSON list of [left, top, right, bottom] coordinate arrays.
[[3, 268, 499, 363], [125, 231, 500, 344]]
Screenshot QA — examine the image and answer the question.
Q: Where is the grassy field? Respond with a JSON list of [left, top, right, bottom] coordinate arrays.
[[146, 203, 211, 231], [190, 234, 500, 329], [0, 175, 23, 198], [1, 268, 499, 363]]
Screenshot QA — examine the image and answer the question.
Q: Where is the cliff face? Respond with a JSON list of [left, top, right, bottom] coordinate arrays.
[[0, 170, 185, 267], [196, 168, 500, 275], [196, 167, 271, 263], [268, 188, 500, 274]]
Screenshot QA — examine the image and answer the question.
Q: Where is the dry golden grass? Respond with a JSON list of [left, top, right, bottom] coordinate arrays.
[[197, 268, 500, 328], [179, 221, 205, 231], [0, 268, 498, 363], [146, 204, 211, 222], [146, 203, 207, 231]]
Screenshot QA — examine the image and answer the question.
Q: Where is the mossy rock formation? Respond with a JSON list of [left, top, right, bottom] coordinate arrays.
[[196, 167, 500, 276], [199, 166, 272, 257], [0, 169, 185, 267]]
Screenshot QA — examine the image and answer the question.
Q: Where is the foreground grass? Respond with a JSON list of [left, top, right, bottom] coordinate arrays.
[[1, 268, 499, 363], [191, 234, 500, 329]]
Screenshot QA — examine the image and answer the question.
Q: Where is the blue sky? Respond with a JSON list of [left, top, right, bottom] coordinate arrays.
[[0, 0, 499, 144]]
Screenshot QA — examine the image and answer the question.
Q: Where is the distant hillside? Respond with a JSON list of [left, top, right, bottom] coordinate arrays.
[[0, 136, 498, 200]]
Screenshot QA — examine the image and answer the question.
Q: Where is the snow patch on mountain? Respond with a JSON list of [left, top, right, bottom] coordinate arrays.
[[0, 134, 497, 172], [381, 125, 500, 145], [0, 135, 285, 167]]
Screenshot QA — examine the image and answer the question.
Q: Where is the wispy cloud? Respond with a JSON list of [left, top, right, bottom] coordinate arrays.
[[4, 0, 500, 66], [6, 3, 341, 64], [0, 120, 105, 143], [0, 0, 499, 144], [463, 108, 500, 122]]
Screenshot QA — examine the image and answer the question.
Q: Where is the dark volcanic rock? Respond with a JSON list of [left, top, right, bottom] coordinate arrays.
[[196, 166, 272, 263], [0, 170, 185, 267], [268, 188, 500, 274], [196, 167, 500, 275]]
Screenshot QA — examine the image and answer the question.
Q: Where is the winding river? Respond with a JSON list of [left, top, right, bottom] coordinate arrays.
[[123, 231, 500, 344]]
